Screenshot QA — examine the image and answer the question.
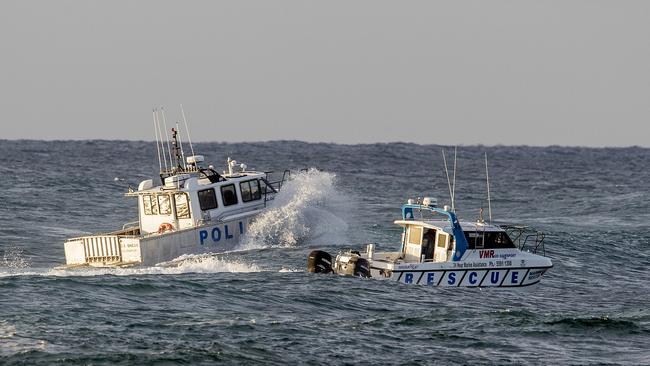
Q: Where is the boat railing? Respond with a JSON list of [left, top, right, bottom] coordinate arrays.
[[122, 221, 139, 230], [500, 225, 546, 256]]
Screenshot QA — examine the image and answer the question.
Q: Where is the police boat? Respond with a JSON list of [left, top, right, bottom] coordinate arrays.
[[63, 117, 302, 268], [308, 197, 552, 287]]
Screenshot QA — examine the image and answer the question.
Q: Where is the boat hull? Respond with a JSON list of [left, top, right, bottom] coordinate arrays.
[[63, 216, 252, 268], [321, 248, 553, 288], [386, 266, 551, 287]]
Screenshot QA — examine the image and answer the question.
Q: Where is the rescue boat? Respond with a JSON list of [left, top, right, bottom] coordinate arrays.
[[308, 197, 552, 287]]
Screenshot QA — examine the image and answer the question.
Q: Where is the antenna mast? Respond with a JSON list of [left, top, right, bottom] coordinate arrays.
[[152, 109, 162, 173], [154, 109, 169, 171], [180, 104, 196, 158], [485, 152, 492, 222], [176, 121, 187, 169], [442, 148, 455, 211], [160, 107, 174, 168], [452, 146, 457, 212]]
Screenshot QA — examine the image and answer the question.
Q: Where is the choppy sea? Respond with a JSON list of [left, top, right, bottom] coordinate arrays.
[[0, 140, 648, 365]]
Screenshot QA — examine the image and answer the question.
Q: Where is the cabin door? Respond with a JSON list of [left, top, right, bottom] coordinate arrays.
[[434, 232, 450, 262], [404, 225, 424, 262], [421, 229, 436, 262]]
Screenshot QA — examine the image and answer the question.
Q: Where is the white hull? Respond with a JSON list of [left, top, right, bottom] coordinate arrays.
[[386, 266, 551, 287], [64, 216, 252, 268], [377, 249, 553, 287]]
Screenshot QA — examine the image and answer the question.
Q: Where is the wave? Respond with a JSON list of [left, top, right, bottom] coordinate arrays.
[[546, 315, 645, 333], [0, 253, 260, 278], [239, 169, 351, 249]]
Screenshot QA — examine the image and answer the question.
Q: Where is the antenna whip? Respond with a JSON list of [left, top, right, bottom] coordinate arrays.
[[180, 104, 196, 158]]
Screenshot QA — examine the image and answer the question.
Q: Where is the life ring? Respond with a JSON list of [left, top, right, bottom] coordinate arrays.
[[158, 222, 174, 234]]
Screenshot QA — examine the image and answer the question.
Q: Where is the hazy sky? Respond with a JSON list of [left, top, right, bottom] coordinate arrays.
[[1, 1, 649, 146]]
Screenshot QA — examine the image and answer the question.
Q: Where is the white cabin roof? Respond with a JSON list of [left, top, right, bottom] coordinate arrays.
[[394, 219, 505, 234]]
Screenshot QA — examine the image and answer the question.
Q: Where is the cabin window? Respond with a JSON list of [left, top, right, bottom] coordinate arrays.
[[240, 180, 262, 202], [142, 194, 159, 215], [158, 194, 171, 215], [221, 184, 238, 206], [464, 231, 515, 249], [175, 193, 191, 219], [407, 226, 422, 245], [437, 233, 447, 248], [143, 195, 152, 215], [198, 188, 218, 211]]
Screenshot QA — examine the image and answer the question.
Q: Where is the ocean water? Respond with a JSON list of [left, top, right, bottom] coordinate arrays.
[[0, 140, 648, 365]]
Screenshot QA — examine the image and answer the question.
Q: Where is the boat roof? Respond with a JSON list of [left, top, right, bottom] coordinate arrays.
[[125, 169, 267, 196], [394, 219, 505, 234]]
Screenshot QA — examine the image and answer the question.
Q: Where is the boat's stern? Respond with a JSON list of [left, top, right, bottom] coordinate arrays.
[[64, 235, 142, 267]]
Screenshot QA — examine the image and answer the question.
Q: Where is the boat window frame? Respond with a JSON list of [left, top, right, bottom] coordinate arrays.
[[142, 194, 160, 216], [174, 192, 191, 219], [220, 184, 239, 206], [436, 232, 447, 248], [239, 179, 262, 203], [464, 230, 515, 249], [197, 188, 219, 211], [407, 226, 423, 245], [157, 194, 172, 215]]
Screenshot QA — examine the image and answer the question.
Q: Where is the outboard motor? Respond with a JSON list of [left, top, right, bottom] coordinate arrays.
[[332, 251, 371, 278], [307, 250, 333, 274], [353, 258, 370, 278]]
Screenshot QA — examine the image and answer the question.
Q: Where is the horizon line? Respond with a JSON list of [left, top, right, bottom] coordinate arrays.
[[1, 137, 648, 150]]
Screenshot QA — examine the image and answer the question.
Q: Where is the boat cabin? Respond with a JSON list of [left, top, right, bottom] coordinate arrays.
[[395, 220, 517, 263], [126, 156, 278, 235]]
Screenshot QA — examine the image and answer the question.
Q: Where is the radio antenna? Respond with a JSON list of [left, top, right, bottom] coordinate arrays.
[[485, 152, 492, 222], [176, 121, 187, 169], [442, 148, 454, 211], [180, 104, 196, 158], [160, 107, 174, 169], [452, 146, 457, 212], [154, 109, 169, 171], [152, 108, 162, 172]]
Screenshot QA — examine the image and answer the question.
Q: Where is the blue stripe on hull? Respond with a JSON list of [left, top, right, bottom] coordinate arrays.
[[393, 267, 549, 287]]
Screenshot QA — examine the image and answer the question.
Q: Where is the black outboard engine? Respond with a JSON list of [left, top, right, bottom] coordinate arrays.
[[353, 258, 370, 278], [307, 250, 333, 274]]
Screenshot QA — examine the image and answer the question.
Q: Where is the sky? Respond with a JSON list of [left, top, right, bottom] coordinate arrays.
[[1, 1, 649, 146]]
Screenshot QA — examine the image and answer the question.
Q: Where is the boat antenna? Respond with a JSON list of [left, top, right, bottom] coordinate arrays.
[[155, 108, 169, 171], [176, 121, 187, 169], [180, 104, 196, 158], [442, 148, 455, 211], [160, 107, 174, 170], [152, 108, 163, 173], [171, 127, 183, 171], [452, 146, 457, 212], [485, 152, 492, 222]]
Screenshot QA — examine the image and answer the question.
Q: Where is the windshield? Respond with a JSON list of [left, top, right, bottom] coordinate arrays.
[[463, 231, 515, 249]]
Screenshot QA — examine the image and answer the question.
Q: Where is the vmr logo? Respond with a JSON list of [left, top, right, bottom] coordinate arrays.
[[479, 250, 495, 259]]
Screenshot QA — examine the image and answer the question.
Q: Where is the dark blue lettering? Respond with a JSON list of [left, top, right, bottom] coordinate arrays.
[[211, 227, 221, 242], [491, 271, 500, 284], [469, 272, 477, 285], [448, 272, 456, 285], [404, 273, 413, 284], [511, 271, 519, 284], [239, 221, 244, 234], [225, 225, 233, 239], [199, 230, 208, 245], [427, 272, 435, 285]]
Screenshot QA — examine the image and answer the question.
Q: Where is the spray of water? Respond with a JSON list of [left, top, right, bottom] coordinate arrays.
[[1, 247, 30, 269], [239, 169, 351, 249]]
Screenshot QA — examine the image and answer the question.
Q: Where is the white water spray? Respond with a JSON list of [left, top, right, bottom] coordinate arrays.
[[239, 169, 350, 249]]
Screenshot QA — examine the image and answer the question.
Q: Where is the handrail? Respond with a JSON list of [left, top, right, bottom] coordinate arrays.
[[501, 225, 546, 256]]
